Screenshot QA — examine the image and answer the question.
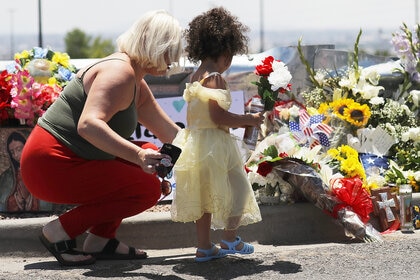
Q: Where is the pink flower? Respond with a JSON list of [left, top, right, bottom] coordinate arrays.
[[8, 68, 62, 125]]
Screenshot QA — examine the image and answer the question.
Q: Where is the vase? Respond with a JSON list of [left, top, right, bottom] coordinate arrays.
[[243, 97, 265, 149], [399, 184, 414, 232]]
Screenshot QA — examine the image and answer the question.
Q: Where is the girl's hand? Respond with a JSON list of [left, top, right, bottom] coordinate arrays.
[[247, 112, 265, 127]]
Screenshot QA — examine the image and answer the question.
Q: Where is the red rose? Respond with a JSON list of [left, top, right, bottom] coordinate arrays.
[[255, 56, 274, 76], [256, 161, 273, 177]]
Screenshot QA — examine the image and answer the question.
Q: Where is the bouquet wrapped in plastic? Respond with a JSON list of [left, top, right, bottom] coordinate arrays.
[[271, 157, 383, 242]]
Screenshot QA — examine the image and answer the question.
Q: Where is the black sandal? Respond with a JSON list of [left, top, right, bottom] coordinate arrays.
[[39, 233, 96, 266], [88, 238, 148, 260]]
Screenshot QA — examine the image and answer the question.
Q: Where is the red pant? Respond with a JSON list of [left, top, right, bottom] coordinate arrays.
[[21, 125, 161, 239]]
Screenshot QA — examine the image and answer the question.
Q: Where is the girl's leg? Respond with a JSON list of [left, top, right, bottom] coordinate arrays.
[[220, 167, 255, 253], [196, 213, 212, 253], [195, 213, 226, 261], [221, 228, 244, 251]]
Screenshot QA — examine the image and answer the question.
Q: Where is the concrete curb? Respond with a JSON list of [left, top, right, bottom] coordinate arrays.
[[1, 203, 356, 255], [2, 193, 419, 255]]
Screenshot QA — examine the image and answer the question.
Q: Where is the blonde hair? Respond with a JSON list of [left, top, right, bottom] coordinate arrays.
[[117, 10, 182, 71]]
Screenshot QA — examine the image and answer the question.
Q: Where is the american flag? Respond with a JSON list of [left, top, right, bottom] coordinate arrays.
[[289, 109, 332, 148]]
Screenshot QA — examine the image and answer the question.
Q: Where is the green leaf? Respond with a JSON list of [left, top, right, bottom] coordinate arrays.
[[263, 145, 279, 158], [46, 49, 55, 60], [391, 166, 406, 182]]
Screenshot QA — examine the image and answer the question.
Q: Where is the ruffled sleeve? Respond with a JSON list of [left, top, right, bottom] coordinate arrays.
[[183, 81, 231, 111]]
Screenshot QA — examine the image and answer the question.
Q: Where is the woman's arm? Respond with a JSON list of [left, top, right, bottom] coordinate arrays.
[[135, 79, 181, 144], [77, 61, 165, 171]]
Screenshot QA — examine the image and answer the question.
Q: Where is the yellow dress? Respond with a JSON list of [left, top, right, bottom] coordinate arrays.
[[171, 74, 262, 230]]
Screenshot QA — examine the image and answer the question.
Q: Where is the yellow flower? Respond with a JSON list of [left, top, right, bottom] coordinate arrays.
[[317, 103, 330, 115], [48, 76, 58, 85], [331, 99, 353, 115], [343, 103, 371, 127], [328, 145, 367, 182], [317, 102, 334, 124], [14, 50, 31, 61], [52, 52, 71, 69], [329, 98, 371, 127], [327, 147, 340, 160], [306, 107, 319, 116]]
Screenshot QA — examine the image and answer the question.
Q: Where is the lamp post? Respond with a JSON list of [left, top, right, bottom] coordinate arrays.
[[10, 9, 15, 59], [260, 0, 264, 53], [38, 0, 43, 47]]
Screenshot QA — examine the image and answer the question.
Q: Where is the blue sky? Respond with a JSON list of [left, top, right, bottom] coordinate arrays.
[[0, 0, 417, 36]]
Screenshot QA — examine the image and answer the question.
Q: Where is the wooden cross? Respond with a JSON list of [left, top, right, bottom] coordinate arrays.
[[371, 187, 400, 232]]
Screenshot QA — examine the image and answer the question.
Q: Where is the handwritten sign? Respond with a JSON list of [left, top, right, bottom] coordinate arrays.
[[131, 91, 246, 146]]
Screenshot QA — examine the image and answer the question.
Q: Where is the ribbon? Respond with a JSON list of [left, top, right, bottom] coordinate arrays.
[[331, 177, 373, 224], [289, 109, 332, 148], [377, 192, 396, 222]]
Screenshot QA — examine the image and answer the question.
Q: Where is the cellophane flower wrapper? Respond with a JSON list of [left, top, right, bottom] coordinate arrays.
[[271, 157, 383, 242], [331, 177, 373, 224]]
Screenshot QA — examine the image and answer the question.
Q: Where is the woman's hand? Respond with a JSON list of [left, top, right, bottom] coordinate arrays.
[[136, 148, 171, 174]]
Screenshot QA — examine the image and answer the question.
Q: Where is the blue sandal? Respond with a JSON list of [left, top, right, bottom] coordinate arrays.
[[220, 236, 254, 255], [195, 243, 227, 262]]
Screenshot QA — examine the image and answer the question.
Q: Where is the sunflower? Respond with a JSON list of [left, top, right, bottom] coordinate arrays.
[[343, 103, 371, 127], [328, 98, 370, 127], [330, 98, 355, 119]]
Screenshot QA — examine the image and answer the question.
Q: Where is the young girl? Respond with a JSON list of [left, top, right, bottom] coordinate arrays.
[[171, 7, 263, 262]]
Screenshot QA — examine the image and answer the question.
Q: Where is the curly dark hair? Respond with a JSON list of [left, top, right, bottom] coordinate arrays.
[[184, 7, 249, 63]]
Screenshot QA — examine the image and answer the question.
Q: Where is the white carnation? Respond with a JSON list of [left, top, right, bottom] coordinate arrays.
[[268, 61, 292, 91]]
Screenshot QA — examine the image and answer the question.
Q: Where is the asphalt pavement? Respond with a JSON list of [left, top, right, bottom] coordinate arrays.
[[1, 202, 419, 279]]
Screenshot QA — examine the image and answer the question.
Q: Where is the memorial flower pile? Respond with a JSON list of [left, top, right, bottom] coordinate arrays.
[[296, 29, 419, 192], [386, 23, 420, 190], [0, 47, 76, 126], [245, 25, 420, 241]]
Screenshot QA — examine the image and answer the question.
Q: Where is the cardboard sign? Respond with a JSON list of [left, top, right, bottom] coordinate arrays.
[[131, 91, 246, 146]]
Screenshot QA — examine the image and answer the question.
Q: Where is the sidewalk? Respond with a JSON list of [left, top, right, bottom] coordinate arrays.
[[1, 201, 420, 279], [1, 202, 357, 255]]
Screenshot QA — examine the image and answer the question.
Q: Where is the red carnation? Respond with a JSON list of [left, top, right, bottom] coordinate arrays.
[[255, 56, 274, 76]]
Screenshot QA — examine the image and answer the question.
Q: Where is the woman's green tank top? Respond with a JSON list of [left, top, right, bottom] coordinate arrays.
[[38, 59, 137, 160]]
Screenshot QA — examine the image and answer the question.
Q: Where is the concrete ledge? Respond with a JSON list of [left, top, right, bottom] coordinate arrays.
[[0, 202, 358, 255], [3, 193, 419, 255], [118, 203, 354, 250]]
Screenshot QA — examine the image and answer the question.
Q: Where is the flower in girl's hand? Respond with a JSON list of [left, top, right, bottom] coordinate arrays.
[[253, 56, 292, 111]]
